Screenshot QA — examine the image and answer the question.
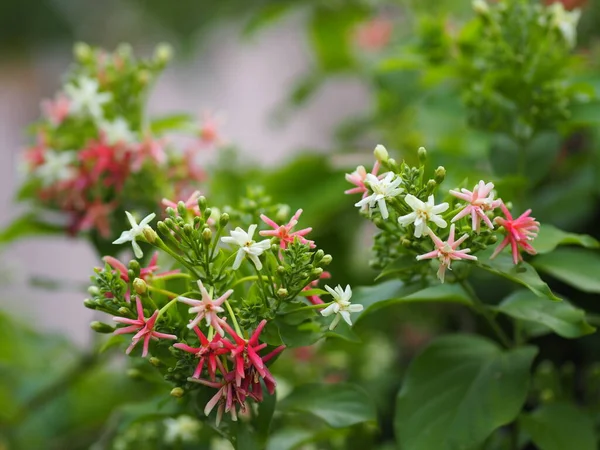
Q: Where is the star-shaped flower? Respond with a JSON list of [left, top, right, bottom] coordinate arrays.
[[449, 180, 502, 232], [345, 161, 380, 199], [259, 209, 314, 249], [41, 94, 71, 127], [64, 76, 111, 120], [99, 117, 136, 145], [491, 204, 540, 264], [177, 280, 233, 334], [549, 2, 581, 48], [162, 191, 201, 216], [416, 224, 477, 283], [354, 172, 403, 219], [173, 326, 229, 379], [112, 212, 156, 259], [113, 297, 176, 357], [320, 284, 364, 330], [221, 224, 271, 270], [35, 150, 76, 187], [398, 194, 449, 238]]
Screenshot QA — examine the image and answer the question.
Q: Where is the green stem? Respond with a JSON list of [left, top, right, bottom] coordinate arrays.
[[230, 275, 269, 288], [460, 280, 512, 348], [253, 265, 269, 305], [158, 298, 179, 318], [278, 302, 331, 316], [154, 273, 192, 282], [224, 300, 242, 337], [147, 285, 180, 299], [154, 240, 202, 279]]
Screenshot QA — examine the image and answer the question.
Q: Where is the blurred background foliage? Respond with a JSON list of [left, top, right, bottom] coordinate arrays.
[[2, 0, 600, 449]]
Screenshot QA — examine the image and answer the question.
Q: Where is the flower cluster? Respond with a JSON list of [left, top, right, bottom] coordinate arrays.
[[85, 194, 362, 425], [346, 145, 540, 283], [17, 43, 225, 252]]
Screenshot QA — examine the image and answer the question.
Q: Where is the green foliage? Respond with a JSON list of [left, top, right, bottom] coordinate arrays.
[[533, 247, 600, 293]]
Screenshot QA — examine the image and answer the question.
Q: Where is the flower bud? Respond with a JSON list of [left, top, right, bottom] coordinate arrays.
[[313, 249, 325, 264], [90, 321, 115, 333], [198, 196, 207, 213], [320, 255, 333, 266], [387, 158, 399, 171], [418, 147, 427, 164], [137, 70, 150, 85], [170, 387, 185, 398], [204, 208, 212, 220], [116, 43, 132, 59], [427, 179, 437, 191], [300, 272, 309, 279], [73, 42, 92, 62], [154, 43, 173, 64], [271, 243, 279, 253], [118, 307, 130, 316], [157, 221, 171, 236], [277, 266, 286, 275], [143, 226, 158, 244], [149, 357, 161, 367], [183, 224, 193, 236], [133, 278, 147, 295], [275, 205, 291, 223], [128, 260, 141, 275], [219, 213, 230, 228], [277, 288, 289, 298], [434, 166, 446, 184], [202, 227, 212, 242], [127, 369, 143, 380], [177, 201, 188, 217], [87, 286, 100, 296], [374, 144, 389, 162], [310, 268, 324, 279], [401, 238, 412, 248], [472, 0, 490, 15], [83, 299, 97, 310]]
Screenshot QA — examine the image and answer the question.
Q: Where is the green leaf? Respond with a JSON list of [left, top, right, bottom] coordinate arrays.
[[254, 390, 276, 444], [149, 113, 195, 135], [267, 428, 314, 450], [279, 383, 376, 428], [375, 254, 420, 281], [495, 290, 595, 339], [395, 335, 537, 450], [533, 248, 600, 294], [298, 288, 329, 297], [355, 283, 472, 323], [0, 213, 63, 245], [533, 224, 599, 254], [519, 402, 597, 450], [476, 251, 560, 301], [243, 3, 292, 36]]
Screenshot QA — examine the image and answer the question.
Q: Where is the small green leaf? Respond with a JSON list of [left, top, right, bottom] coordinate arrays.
[[149, 113, 195, 135], [267, 428, 314, 450], [533, 248, 600, 294], [395, 334, 537, 450], [520, 402, 597, 450], [298, 289, 329, 297], [279, 383, 376, 428], [495, 290, 595, 339], [476, 251, 560, 301], [533, 224, 599, 254], [0, 214, 63, 245], [254, 391, 277, 443]]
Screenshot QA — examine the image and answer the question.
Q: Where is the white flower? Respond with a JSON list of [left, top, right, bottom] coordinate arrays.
[[320, 284, 363, 330], [64, 76, 111, 119], [549, 2, 581, 48], [355, 172, 403, 219], [398, 194, 449, 238], [472, 0, 489, 15], [99, 117, 136, 145], [35, 150, 77, 186], [163, 415, 201, 444], [113, 212, 156, 259], [221, 224, 271, 270]]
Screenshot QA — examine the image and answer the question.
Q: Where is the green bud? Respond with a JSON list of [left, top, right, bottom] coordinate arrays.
[[127, 269, 136, 281], [270, 243, 279, 253], [418, 146, 427, 164], [427, 179, 437, 190], [143, 226, 158, 244], [118, 307, 130, 316], [155, 43, 173, 64], [170, 387, 185, 398], [472, 0, 490, 15], [277, 266, 286, 275], [313, 249, 325, 264], [434, 166, 446, 184], [202, 227, 212, 242], [90, 321, 115, 333], [127, 369, 143, 380], [198, 196, 207, 213], [157, 221, 171, 236], [87, 286, 100, 296], [373, 144, 389, 162], [128, 260, 141, 275], [177, 201, 188, 217], [73, 42, 92, 62], [165, 207, 176, 217], [183, 224, 193, 236], [401, 238, 412, 248], [133, 278, 147, 295], [219, 213, 230, 227], [320, 255, 333, 266], [387, 158, 399, 171], [137, 69, 150, 85], [311, 268, 324, 279], [277, 288, 289, 298], [116, 43, 132, 59], [83, 299, 97, 310], [300, 272, 309, 279], [149, 357, 161, 367], [204, 208, 212, 220]]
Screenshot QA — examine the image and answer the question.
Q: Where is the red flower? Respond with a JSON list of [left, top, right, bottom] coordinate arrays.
[[173, 326, 229, 379], [491, 204, 540, 264]]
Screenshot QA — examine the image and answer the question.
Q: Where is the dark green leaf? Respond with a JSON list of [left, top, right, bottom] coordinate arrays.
[[495, 290, 595, 339], [375, 254, 420, 281], [0, 214, 64, 245], [533, 248, 600, 293], [395, 335, 537, 450], [298, 288, 329, 297], [279, 383, 376, 428], [533, 224, 599, 254], [267, 428, 314, 450], [519, 402, 596, 450], [254, 390, 276, 444], [243, 4, 293, 37]]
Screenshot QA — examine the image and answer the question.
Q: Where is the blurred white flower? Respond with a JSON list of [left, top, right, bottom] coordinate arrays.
[[35, 150, 76, 186], [64, 76, 111, 119], [163, 415, 201, 444]]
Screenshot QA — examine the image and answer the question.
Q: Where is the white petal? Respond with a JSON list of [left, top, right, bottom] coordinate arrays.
[[398, 212, 417, 226], [329, 314, 341, 330], [132, 241, 143, 259], [232, 249, 245, 270], [404, 194, 423, 211], [113, 231, 131, 244], [248, 253, 263, 270], [125, 211, 138, 229], [340, 310, 352, 326], [378, 199, 389, 219], [348, 303, 364, 312], [320, 303, 337, 317]]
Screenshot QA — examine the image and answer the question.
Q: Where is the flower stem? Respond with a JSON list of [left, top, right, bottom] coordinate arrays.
[[459, 280, 512, 348], [147, 285, 180, 299], [157, 298, 179, 318], [224, 300, 242, 336], [230, 275, 269, 288], [279, 302, 331, 316]]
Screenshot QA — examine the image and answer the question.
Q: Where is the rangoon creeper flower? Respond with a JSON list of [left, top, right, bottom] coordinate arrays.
[[320, 284, 363, 330], [355, 172, 403, 219], [99, 117, 136, 145], [113, 297, 176, 357], [162, 191, 202, 216], [221, 224, 271, 270], [64, 76, 111, 119], [163, 415, 201, 444], [450, 180, 502, 232], [398, 194, 449, 238], [549, 2, 581, 48], [173, 326, 229, 378], [416, 224, 477, 283], [491, 203, 540, 264], [35, 149, 76, 186], [41, 94, 71, 126], [113, 212, 156, 259], [177, 280, 233, 334], [259, 209, 314, 249], [345, 161, 380, 199]]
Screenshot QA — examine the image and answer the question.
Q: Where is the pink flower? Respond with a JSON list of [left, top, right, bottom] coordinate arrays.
[[177, 280, 233, 334], [355, 18, 394, 51], [302, 271, 332, 305], [259, 209, 314, 249], [41, 94, 70, 126], [104, 252, 180, 284], [113, 297, 176, 357], [131, 136, 167, 172], [76, 200, 116, 238], [173, 326, 229, 379], [198, 111, 225, 147], [416, 224, 477, 283], [345, 162, 380, 199], [162, 191, 201, 216], [450, 181, 502, 232], [491, 204, 540, 264]]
